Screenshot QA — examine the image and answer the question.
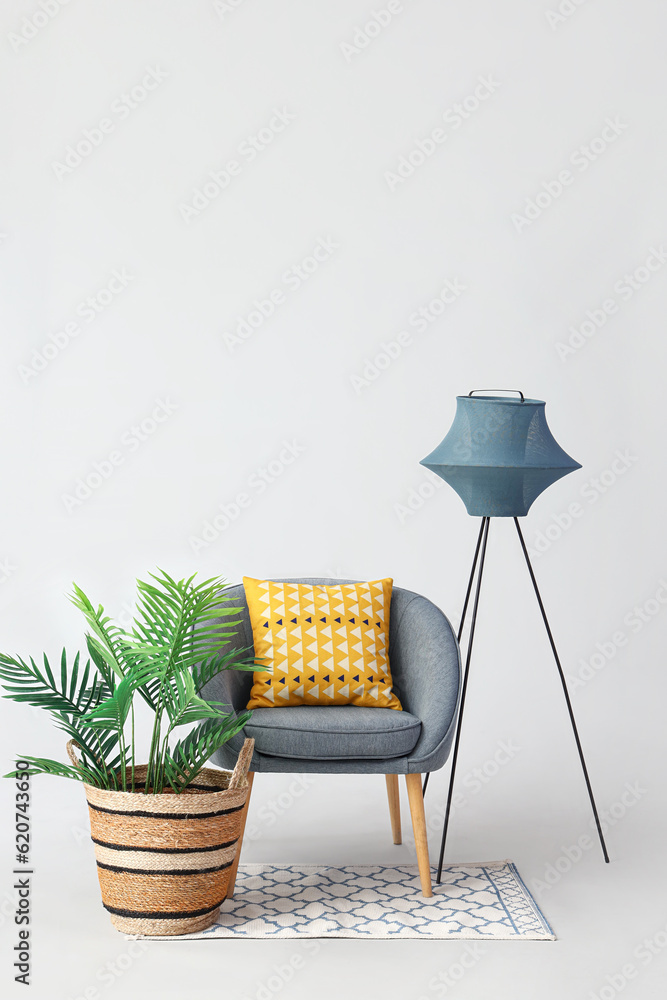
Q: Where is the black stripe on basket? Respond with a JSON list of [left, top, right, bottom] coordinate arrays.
[[87, 802, 245, 820], [96, 859, 233, 876], [103, 900, 224, 920], [91, 836, 237, 854], [129, 781, 222, 792]]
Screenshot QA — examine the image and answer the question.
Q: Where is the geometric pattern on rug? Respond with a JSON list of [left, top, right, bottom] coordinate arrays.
[[150, 862, 555, 940]]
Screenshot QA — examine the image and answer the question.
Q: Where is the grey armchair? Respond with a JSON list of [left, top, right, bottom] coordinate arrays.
[[203, 579, 461, 898]]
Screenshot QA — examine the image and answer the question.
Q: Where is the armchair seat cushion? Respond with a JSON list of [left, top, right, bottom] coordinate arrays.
[[245, 706, 421, 760]]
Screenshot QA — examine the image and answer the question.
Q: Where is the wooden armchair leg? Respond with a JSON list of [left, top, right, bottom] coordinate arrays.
[[385, 774, 402, 844], [226, 771, 254, 900], [405, 773, 433, 897]]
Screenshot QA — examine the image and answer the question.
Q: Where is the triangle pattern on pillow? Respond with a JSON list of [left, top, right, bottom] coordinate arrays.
[[243, 577, 400, 710]]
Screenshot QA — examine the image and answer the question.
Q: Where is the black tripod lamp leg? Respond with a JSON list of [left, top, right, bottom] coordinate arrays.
[[423, 517, 487, 797], [436, 517, 491, 883], [513, 518, 609, 863], [457, 516, 487, 643]]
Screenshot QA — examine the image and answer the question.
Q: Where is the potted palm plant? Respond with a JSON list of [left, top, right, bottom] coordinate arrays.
[[0, 570, 256, 935]]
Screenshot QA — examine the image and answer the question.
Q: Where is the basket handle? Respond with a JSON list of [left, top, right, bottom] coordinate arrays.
[[66, 739, 83, 770], [228, 738, 255, 790]]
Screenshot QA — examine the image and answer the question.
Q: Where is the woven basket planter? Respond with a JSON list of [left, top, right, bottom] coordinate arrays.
[[68, 738, 255, 936]]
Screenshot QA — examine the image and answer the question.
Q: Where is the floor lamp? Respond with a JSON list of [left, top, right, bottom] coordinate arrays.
[[420, 390, 609, 883]]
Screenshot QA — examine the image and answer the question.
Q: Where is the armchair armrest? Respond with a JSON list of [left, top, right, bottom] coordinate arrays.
[[199, 584, 256, 761], [388, 593, 461, 772]]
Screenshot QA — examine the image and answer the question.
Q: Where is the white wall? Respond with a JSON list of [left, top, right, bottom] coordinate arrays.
[[1, 2, 665, 998]]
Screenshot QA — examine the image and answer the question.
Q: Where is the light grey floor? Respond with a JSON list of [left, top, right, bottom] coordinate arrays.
[[2, 757, 664, 1000]]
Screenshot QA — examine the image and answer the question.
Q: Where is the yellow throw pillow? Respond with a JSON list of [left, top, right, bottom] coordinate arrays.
[[244, 578, 401, 710]]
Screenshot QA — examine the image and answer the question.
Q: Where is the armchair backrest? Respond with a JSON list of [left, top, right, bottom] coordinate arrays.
[[211, 580, 460, 730]]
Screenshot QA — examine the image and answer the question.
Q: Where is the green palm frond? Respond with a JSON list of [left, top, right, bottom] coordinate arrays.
[[0, 649, 109, 717], [162, 713, 251, 791], [3, 569, 252, 793], [69, 584, 127, 678], [0, 648, 123, 788], [85, 622, 162, 712], [162, 670, 234, 730], [191, 647, 257, 694], [130, 572, 250, 755], [84, 635, 118, 693], [52, 714, 121, 773], [107, 635, 164, 711], [5, 755, 104, 785], [132, 570, 244, 677], [81, 662, 155, 733]]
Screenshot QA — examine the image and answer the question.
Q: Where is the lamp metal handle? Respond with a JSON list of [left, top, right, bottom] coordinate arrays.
[[468, 389, 525, 401]]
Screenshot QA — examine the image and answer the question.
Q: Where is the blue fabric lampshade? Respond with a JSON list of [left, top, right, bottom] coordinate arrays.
[[420, 393, 581, 517]]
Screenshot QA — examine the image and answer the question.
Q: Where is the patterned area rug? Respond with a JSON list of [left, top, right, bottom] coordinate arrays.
[[149, 861, 554, 940]]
